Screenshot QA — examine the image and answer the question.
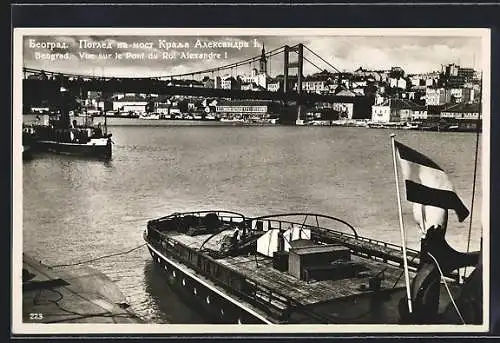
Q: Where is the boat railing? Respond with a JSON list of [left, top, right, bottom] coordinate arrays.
[[151, 210, 247, 224], [148, 231, 294, 316], [311, 226, 420, 270], [248, 213, 420, 269], [148, 210, 421, 270], [249, 213, 419, 254], [250, 213, 358, 237]]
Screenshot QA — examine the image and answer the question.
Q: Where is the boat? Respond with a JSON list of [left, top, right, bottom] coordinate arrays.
[[402, 122, 420, 130], [143, 99, 483, 325], [22, 126, 35, 160], [139, 113, 160, 120], [368, 122, 407, 130], [143, 209, 481, 324], [220, 117, 245, 123], [23, 88, 113, 160]]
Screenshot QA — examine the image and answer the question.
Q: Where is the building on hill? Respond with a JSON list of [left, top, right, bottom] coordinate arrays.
[[426, 88, 452, 106], [241, 82, 267, 91], [371, 98, 427, 123], [221, 76, 240, 90]]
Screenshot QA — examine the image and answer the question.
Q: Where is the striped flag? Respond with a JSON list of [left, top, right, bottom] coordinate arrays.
[[394, 140, 469, 231]]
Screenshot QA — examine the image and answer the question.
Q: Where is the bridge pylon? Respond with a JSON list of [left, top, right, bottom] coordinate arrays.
[[283, 43, 305, 125]]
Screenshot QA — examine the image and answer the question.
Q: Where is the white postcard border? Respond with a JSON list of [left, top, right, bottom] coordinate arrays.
[[12, 27, 491, 335]]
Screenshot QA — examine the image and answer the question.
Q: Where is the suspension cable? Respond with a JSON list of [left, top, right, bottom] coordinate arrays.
[[303, 56, 324, 73], [23, 46, 286, 81], [163, 46, 285, 79], [303, 45, 342, 74]]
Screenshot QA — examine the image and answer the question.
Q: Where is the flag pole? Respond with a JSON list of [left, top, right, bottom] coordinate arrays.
[[390, 133, 413, 314]]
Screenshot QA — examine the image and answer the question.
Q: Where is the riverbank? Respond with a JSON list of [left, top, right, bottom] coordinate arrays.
[[22, 114, 278, 127], [22, 253, 144, 323], [23, 114, 481, 132]]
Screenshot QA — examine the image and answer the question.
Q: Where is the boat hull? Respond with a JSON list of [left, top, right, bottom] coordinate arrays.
[[33, 138, 112, 160], [146, 243, 273, 324], [22, 145, 33, 160]]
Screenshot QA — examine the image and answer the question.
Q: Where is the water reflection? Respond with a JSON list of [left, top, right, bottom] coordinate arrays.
[[142, 260, 215, 324]]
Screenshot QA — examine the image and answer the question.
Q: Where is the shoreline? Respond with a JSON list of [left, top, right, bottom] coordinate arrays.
[[22, 114, 481, 132]]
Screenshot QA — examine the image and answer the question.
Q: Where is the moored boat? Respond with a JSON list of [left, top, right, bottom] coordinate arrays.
[[23, 87, 113, 160], [25, 120, 112, 160], [143, 209, 481, 324], [143, 130, 483, 325], [22, 126, 35, 160]]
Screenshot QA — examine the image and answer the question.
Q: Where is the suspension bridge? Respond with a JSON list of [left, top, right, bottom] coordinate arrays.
[[22, 43, 374, 123]]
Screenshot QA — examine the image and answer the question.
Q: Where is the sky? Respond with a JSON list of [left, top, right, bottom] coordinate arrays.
[[22, 35, 484, 79]]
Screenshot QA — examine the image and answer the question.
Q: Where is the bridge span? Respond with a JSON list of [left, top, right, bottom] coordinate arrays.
[[22, 43, 375, 123]]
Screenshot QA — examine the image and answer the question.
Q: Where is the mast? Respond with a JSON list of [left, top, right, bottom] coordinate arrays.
[[463, 71, 482, 279], [59, 83, 71, 129], [104, 102, 108, 135], [390, 133, 413, 314]]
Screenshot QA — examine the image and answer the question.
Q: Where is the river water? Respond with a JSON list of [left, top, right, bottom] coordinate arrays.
[[21, 117, 484, 323]]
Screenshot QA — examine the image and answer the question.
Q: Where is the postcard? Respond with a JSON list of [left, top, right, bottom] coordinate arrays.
[[13, 27, 491, 335]]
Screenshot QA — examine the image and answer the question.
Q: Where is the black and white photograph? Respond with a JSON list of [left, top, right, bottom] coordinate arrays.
[[13, 28, 490, 334]]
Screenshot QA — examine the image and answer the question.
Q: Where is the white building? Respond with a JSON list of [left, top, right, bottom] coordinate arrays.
[[214, 76, 222, 89], [221, 76, 239, 90], [215, 100, 270, 117], [371, 101, 392, 123], [371, 99, 426, 123], [450, 88, 473, 103], [112, 94, 149, 114], [267, 80, 281, 92], [389, 77, 407, 90], [425, 88, 451, 106], [241, 82, 265, 91]]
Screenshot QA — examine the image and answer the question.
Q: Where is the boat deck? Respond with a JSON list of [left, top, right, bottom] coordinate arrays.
[[163, 231, 414, 307]]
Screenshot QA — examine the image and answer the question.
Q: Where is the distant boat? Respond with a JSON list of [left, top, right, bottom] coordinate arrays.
[[22, 143, 32, 160], [22, 126, 35, 160], [139, 113, 160, 120], [402, 122, 419, 130], [220, 118, 244, 123], [23, 90, 113, 160], [26, 123, 112, 160]]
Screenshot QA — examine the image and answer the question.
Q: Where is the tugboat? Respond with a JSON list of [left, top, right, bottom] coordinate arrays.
[[143, 137, 483, 325], [24, 87, 113, 160]]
